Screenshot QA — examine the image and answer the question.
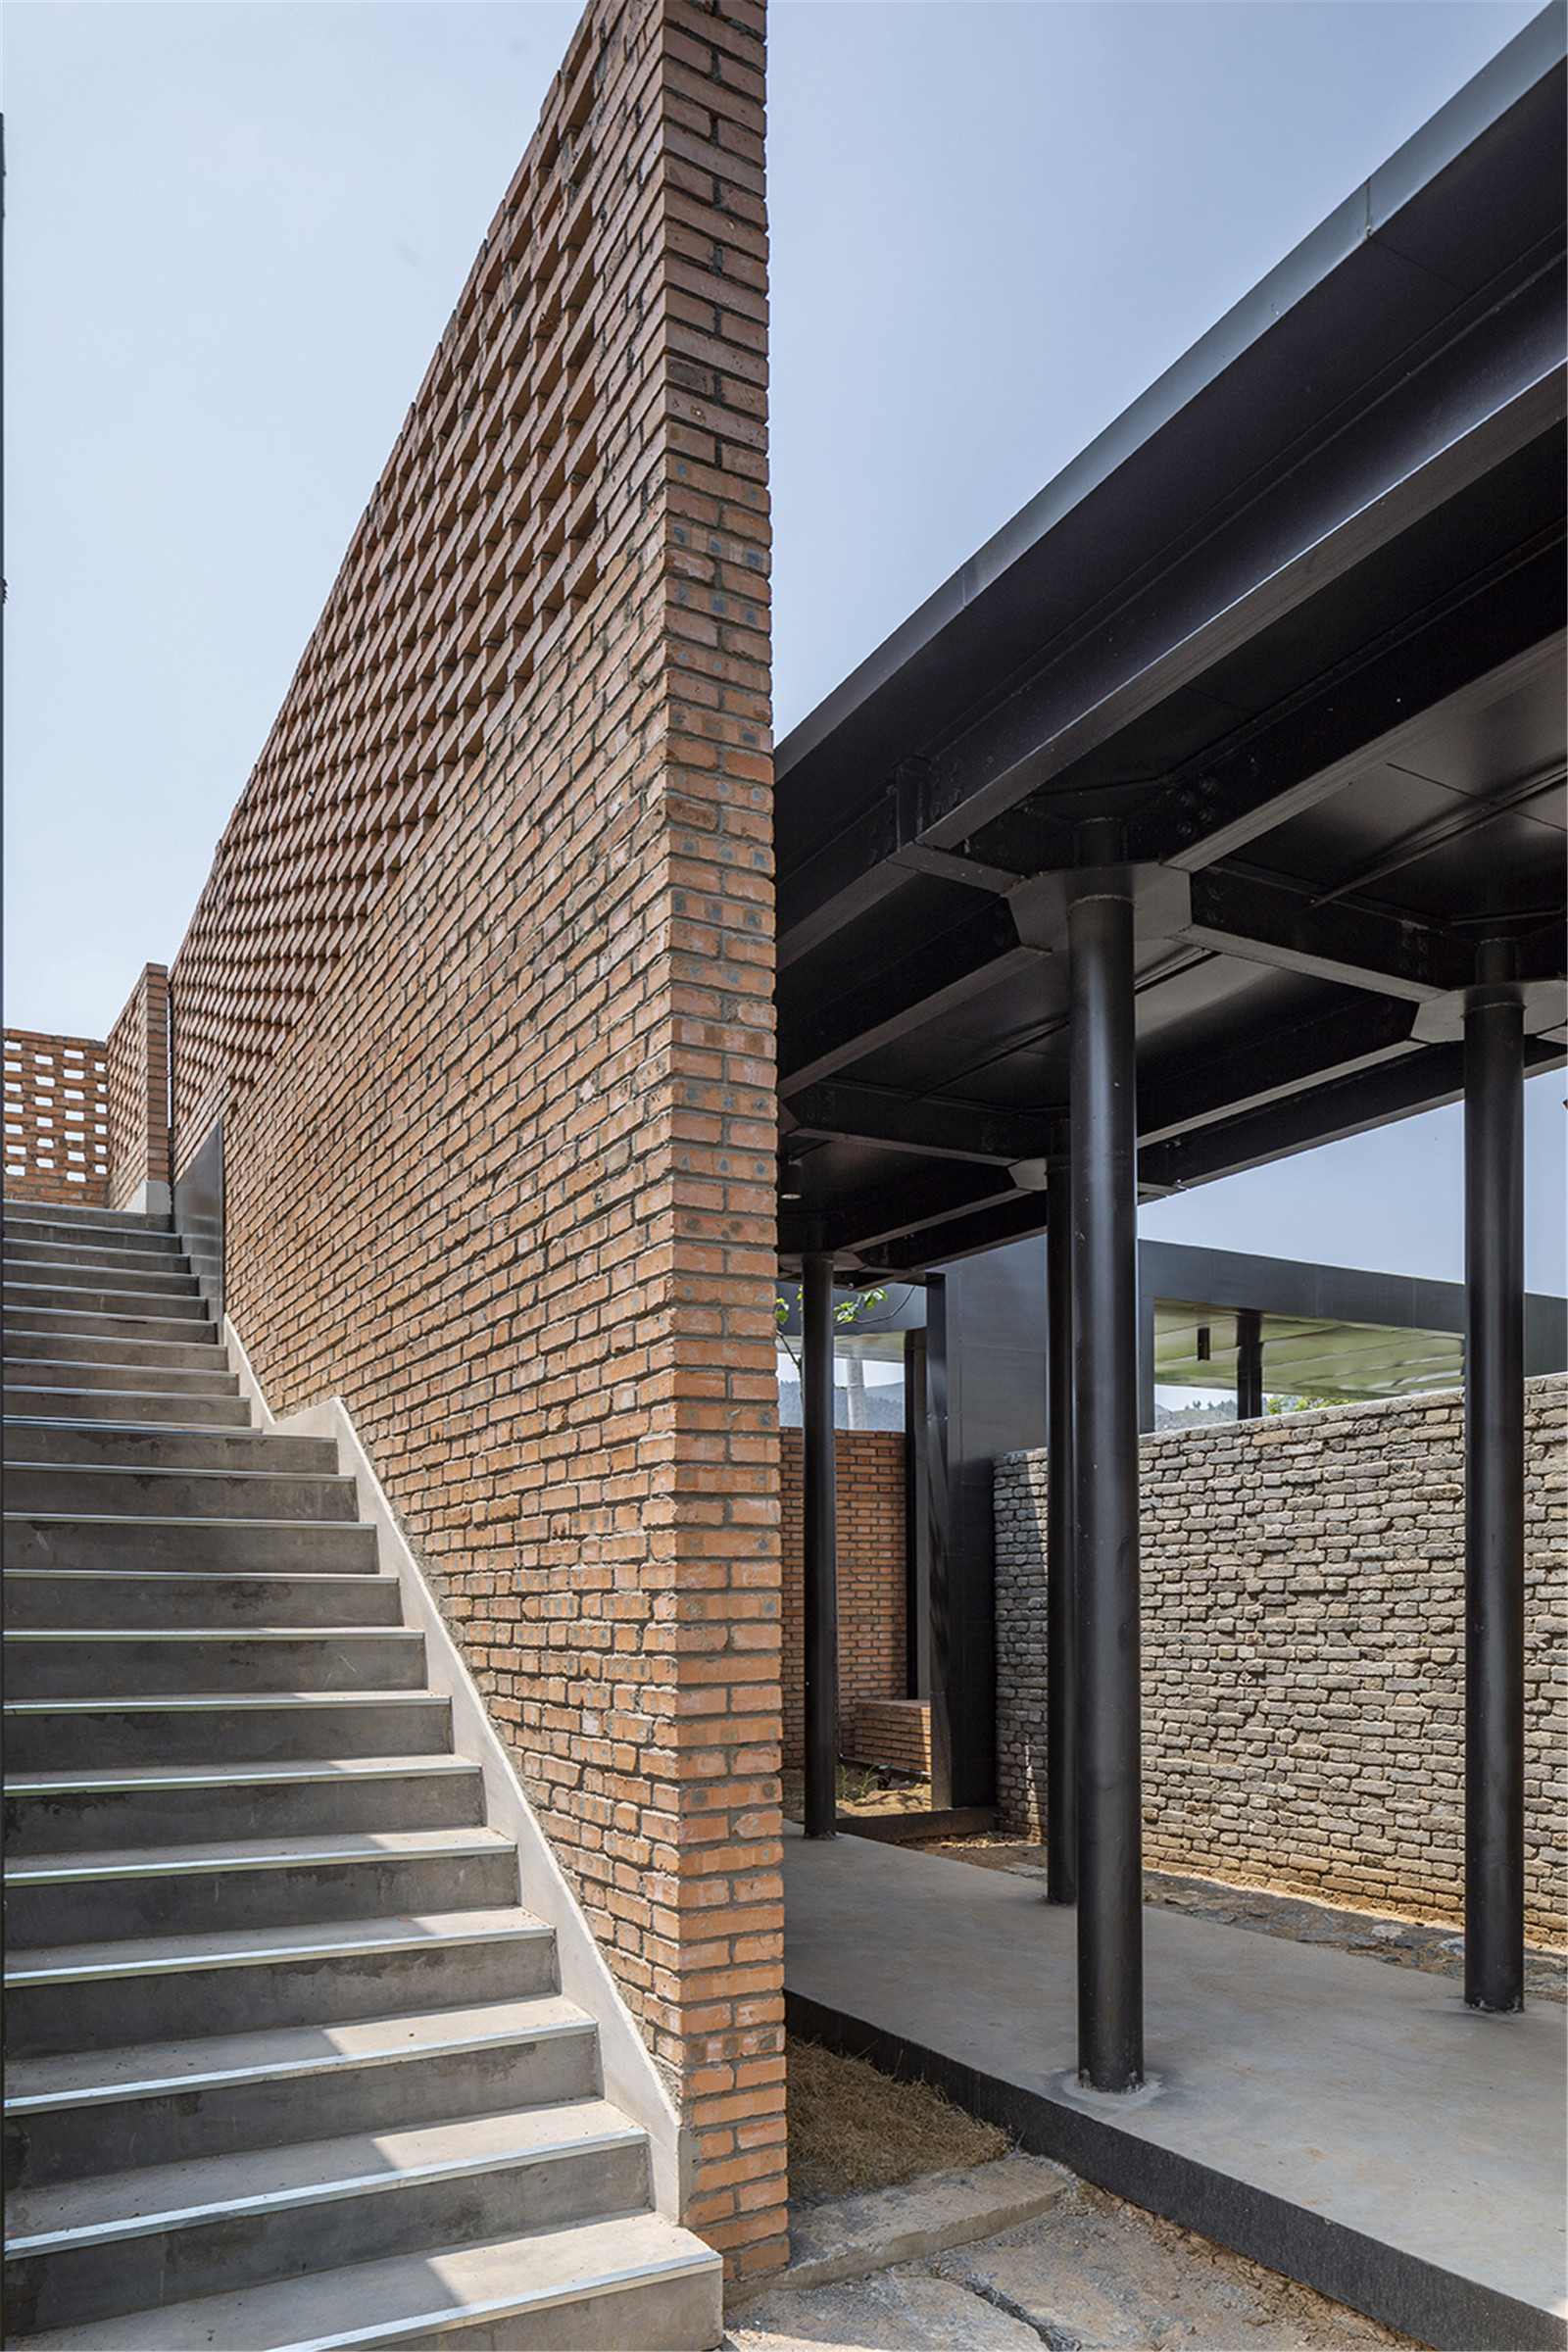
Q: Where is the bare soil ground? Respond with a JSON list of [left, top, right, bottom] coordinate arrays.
[[786, 2034, 1010, 2203]]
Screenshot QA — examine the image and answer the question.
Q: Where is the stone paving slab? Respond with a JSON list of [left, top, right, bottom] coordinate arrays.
[[727, 2154, 1067, 2304], [725, 2166, 1416, 2352]]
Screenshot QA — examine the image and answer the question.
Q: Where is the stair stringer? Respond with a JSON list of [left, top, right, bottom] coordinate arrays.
[[221, 1311, 691, 2230]]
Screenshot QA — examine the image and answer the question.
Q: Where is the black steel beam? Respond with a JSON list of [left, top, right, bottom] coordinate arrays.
[[1182, 869, 1470, 999], [776, 262, 1564, 960], [802, 1252, 839, 1840], [778, 899, 1044, 1093], [965, 557, 1564, 886], [1464, 979, 1526, 2011], [1132, 543, 1566, 870], [1069, 878, 1145, 2092], [851, 1189, 1053, 1277], [781, 1162, 1025, 1260], [1136, 996, 1421, 1145], [784, 1080, 1060, 1166], [1140, 1033, 1565, 1192]]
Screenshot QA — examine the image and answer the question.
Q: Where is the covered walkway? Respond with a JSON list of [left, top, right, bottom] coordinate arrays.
[[783, 1830, 1567, 2352]]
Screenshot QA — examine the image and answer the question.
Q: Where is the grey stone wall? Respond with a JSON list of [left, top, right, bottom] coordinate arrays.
[[995, 1374, 1566, 1945]]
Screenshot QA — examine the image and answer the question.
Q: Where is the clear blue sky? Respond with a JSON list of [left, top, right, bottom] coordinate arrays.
[[5, 0, 1561, 1288]]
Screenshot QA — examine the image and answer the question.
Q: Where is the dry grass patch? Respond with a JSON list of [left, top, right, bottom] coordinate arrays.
[[786, 2034, 1011, 2205]]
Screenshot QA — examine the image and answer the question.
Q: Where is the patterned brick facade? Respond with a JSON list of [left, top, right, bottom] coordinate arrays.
[[163, 0, 784, 2276], [779, 1428, 906, 1771], [996, 1377, 1567, 1946], [3, 1030, 111, 1205]]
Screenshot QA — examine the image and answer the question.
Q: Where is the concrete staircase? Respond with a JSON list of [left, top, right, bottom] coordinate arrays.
[[3, 1199, 723, 2351]]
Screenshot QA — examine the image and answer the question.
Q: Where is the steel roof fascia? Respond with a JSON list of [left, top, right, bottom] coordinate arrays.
[[773, 4, 1566, 790]]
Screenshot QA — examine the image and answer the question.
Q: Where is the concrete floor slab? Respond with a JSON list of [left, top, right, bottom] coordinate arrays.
[[784, 1832, 1567, 2351]]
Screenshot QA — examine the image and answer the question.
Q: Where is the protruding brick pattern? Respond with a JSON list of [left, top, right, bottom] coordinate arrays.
[[106, 963, 171, 1210], [848, 1697, 931, 1776], [165, 0, 784, 2278], [995, 1378, 1567, 1945], [779, 1429, 906, 1771], [3, 1029, 111, 1204]]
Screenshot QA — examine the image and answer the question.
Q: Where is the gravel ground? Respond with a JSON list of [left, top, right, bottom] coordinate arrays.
[[726, 2164, 1424, 2351]]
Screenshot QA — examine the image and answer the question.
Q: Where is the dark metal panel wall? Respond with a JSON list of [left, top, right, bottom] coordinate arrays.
[[928, 1236, 1049, 1808]]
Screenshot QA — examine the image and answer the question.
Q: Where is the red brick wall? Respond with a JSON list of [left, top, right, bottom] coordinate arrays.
[[780, 1428, 906, 1770], [166, 0, 783, 2278], [850, 1697, 931, 1776], [107, 964, 171, 1210]]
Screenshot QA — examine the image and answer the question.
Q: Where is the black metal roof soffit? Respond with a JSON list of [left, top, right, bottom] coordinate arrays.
[[772, 9, 1568, 1274]]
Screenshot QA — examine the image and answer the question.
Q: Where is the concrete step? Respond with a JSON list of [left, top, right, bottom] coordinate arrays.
[[5, 1754, 486, 1853], [6, 1513, 378, 1572], [11, 2208, 724, 2351], [5, 1260, 202, 1298], [4, 1237, 187, 1278], [5, 1305, 214, 1349], [4, 1461, 361, 1521], [4, 1690, 453, 1771], [2, 1419, 334, 1473], [5, 1289, 208, 1326], [5, 1826, 520, 1947], [4, 1328, 225, 1370], [5, 1907, 559, 2055], [3, 1204, 173, 1241], [5, 1358, 241, 1397], [4, 1568, 404, 1632], [5, 2099, 650, 2335], [6, 1991, 600, 2185], [4, 1625, 428, 1699], [4, 1387, 251, 1426]]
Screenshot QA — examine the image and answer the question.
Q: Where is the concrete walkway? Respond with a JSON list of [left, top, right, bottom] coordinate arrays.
[[783, 1831, 1567, 2351]]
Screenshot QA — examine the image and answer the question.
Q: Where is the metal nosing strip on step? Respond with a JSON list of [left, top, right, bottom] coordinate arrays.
[[7, 1758, 475, 1791], [6, 1835, 506, 1887], [4, 1692, 443, 1712], [5, 1465, 355, 1486], [6, 1627, 418, 1642], [4, 1918, 552, 1986], [4, 1568, 392, 1584], [4, 2018, 593, 2114], [4, 2125, 645, 2257], [271, 2248, 723, 2352], [6, 1513, 362, 1532]]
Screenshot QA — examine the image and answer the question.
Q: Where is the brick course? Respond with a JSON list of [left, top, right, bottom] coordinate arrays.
[[778, 1428, 906, 1771], [164, 0, 784, 2277], [995, 1377, 1567, 1946]]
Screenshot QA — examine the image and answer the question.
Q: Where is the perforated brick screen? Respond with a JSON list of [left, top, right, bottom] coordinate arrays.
[[4, 1029, 111, 1205]]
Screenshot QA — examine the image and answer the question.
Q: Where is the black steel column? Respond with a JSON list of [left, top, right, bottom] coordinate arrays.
[[1464, 967, 1525, 2011], [1236, 1307, 1263, 1421], [1046, 1170, 1077, 1903], [802, 1250, 839, 1839], [1069, 880, 1144, 2091]]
